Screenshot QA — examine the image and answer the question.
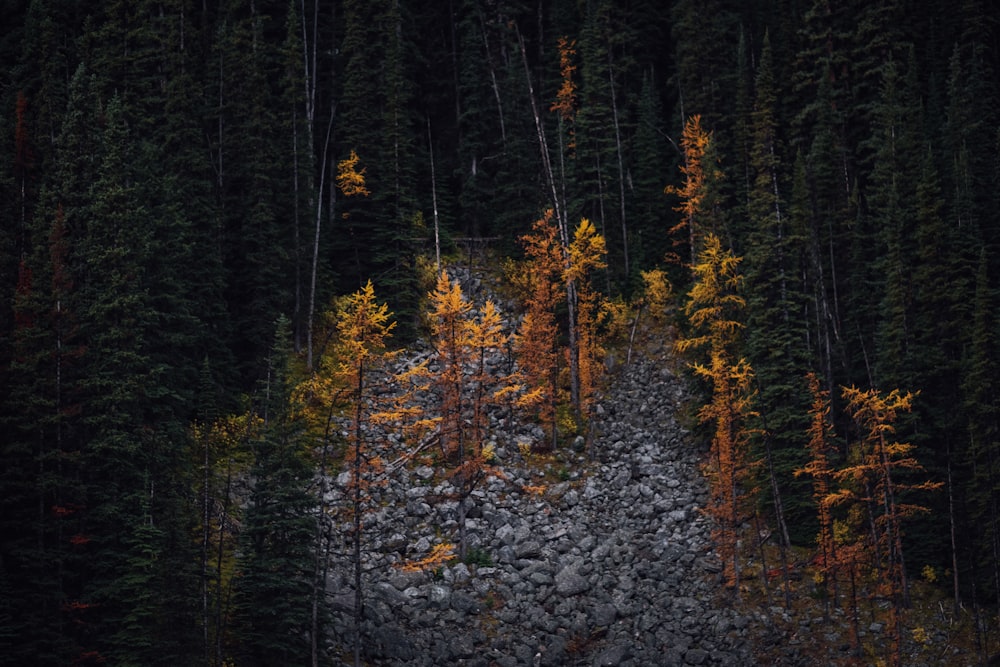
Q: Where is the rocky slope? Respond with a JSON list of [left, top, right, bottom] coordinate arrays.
[[323, 335, 758, 666]]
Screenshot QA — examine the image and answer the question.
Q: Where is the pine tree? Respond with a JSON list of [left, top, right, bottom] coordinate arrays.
[[573, 0, 631, 285], [232, 318, 317, 666], [631, 72, 671, 271], [963, 251, 1000, 622], [336, 0, 421, 336], [743, 32, 812, 548], [669, 0, 739, 132], [190, 410, 258, 666], [0, 63, 98, 665], [75, 95, 200, 665]]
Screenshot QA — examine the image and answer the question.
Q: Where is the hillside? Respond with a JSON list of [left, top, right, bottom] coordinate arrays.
[[323, 334, 753, 665], [3, 1, 1000, 664]]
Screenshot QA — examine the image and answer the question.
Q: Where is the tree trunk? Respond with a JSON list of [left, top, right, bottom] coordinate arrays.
[[307, 112, 335, 370], [516, 23, 580, 419], [608, 51, 629, 280], [428, 117, 441, 274]]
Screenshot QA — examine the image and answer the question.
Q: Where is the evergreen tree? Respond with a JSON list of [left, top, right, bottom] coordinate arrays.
[[213, 0, 294, 380], [743, 32, 812, 545], [75, 96, 199, 665], [0, 63, 98, 665], [336, 0, 421, 335], [630, 71, 671, 271], [232, 318, 317, 666], [963, 251, 1000, 613]]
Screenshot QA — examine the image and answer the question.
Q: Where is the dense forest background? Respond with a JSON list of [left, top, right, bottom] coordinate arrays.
[[2, 0, 1000, 664]]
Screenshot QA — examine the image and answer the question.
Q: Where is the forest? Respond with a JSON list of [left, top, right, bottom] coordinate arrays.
[[1, 0, 1000, 664]]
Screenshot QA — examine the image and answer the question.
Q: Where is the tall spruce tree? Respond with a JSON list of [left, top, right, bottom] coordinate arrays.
[[232, 318, 317, 666], [743, 33, 811, 544]]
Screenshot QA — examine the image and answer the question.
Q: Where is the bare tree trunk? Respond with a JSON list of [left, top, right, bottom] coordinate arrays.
[[948, 441, 961, 614], [306, 112, 335, 370], [352, 365, 364, 667], [428, 117, 441, 274], [516, 23, 579, 418], [608, 50, 629, 279], [201, 435, 211, 664], [311, 402, 338, 667], [477, 7, 506, 146]]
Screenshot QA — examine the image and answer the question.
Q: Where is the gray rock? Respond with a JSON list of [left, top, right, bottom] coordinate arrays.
[[590, 602, 617, 627], [684, 648, 709, 665], [555, 565, 591, 596], [516, 540, 543, 559], [427, 584, 451, 607], [370, 623, 415, 660], [592, 642, 632, 666], [451, 591, 481, 614]]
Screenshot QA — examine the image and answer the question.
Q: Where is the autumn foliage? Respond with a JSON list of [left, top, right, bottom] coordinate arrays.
[[665, 114, 713, 266], [551, 36, 577, 150], [676, 233, 755, 591], [795, 373, 839, 602], [565, 218, 608, 423], [336, 149, 371, 198], [513, 211, 565, 447]]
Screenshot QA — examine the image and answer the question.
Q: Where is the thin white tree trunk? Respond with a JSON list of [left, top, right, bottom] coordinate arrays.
[[306, 112, 335, 370], [516, 24, 580, 418], [428, 117, 441, 274]]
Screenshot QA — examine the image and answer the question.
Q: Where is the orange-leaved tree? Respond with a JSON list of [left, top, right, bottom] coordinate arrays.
[[795, 372, 840, 611], [550, 35, 577, 152], [829, 385, 942, 667], [565, 218, 608, 431], [514, 210, 565, 450], [317, 280, 399, 667], [676, 233, 756, 594], [664, 114, 716, 267], [307, 148, 371, 370], [405, 270, 515, 558], [694, 351, 757, 593]]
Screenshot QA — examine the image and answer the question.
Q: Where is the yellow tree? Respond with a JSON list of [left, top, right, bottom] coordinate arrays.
[[693, 353, 757, 591], [676, 233, 755, 594], [405, 270, 514, 557], [675, 234, 745, 357], [514, 211, 565, 449], [190, 412, 260, 665], [565, 218, 608, 429], [321, 280, 398, 667], [336, 149, 371, 197], [665, 114, 715, 266], [830, 385, 942, 667], [307, 149, 371, 369], [795, 372, 839, 608], [550, 35, 577, 152]]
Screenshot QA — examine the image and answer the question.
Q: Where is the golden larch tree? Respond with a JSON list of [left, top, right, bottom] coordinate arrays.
[[829, 385, 942, 667], [514, 210, 565, 449], [403, 270, 515, 558], [676, 233, 756, 594], [322, 280, 399, 667], [665, 114, 713, 266], [551, 36, 577, 151], [565, 218, 608, 428], [795, 372, 840, 608]]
